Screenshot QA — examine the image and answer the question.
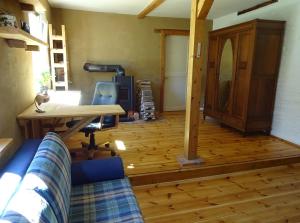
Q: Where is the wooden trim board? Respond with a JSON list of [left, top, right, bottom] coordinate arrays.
[[155, 29, 190, 36], [238, 0, 278, 15], [130, 155, 300, 186], [159, 32, 166, 113], [271, 135, 300, 149], [156, 29, 190, 113]]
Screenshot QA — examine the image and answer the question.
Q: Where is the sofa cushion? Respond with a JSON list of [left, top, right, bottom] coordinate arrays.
[[0, 139, 42, 216], [71, 157, 125, 186], [69, 178, 144, 223], [0, 189, 58, 223], [20, 132, 71, 223]]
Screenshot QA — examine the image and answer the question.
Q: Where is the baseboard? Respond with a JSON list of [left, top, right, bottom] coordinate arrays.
[[271, 134, 300, 148]]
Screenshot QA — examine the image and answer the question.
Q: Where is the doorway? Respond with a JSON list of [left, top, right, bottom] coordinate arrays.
[[163, 35, 189, 111]]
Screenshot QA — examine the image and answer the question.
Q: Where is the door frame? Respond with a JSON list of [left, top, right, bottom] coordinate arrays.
[[155, 29, 190, 113]]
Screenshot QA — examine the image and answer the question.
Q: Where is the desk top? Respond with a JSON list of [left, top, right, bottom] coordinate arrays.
[[17, 103, 125, 119]]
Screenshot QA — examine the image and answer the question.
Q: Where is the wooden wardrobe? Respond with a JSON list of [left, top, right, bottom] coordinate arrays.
[[204, 19, 285, 134]]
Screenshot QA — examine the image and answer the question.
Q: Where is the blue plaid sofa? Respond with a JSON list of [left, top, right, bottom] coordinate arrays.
[[0, 132, 144, 223]]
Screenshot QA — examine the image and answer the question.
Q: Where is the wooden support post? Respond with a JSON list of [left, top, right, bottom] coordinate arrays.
[[182, 0, 213, 162], [183, 0, 202, 161]]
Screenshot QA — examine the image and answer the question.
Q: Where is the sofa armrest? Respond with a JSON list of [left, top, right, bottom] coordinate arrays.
[[71, 157, 125, 186]]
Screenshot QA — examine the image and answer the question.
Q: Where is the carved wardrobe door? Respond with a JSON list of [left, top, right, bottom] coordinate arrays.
[[204, 36, 219, 118], [227, 29, 255, 129], [216, 34, 237, 123]]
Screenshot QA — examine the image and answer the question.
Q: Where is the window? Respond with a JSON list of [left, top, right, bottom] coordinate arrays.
[[28, 12, 50, 93]]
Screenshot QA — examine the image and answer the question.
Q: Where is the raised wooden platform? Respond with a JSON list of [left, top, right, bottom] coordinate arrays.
[[133, 164, 300, 222], [66, 112, 300, 185]]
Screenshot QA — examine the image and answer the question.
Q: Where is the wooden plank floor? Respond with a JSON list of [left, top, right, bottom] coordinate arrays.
[[66, 112, 300, 184], [133, 164, 300, 223]]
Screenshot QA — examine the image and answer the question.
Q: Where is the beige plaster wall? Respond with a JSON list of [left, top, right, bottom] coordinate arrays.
[[0, 0, 52, 166], [51, 9, 211, 108]]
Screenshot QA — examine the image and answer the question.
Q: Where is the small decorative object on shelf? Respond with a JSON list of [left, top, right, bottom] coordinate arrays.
[[0, 11, 18, 28], [137, 80, 156, 121], [20, 20, 30, 33], [34, 93, 50, 113]]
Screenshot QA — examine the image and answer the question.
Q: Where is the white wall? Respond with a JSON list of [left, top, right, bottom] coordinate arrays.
[[213, 0, 300, 145]]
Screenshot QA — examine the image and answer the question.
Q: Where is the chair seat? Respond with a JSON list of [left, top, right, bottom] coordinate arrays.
[[66, 119, 115, 133], [82, 122, 115, 132]]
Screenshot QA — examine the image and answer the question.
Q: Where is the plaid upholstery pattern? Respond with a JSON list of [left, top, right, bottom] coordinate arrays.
[[70, 178, 144, 223], [20, 132, 71, 223], [0, 190, 58, 223]]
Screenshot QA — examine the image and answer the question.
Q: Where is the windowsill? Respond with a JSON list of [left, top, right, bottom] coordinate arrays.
[[0, 138, 13, 155]]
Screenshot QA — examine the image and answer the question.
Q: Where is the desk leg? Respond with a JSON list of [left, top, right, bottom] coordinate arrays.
[[115, 115, 120, 127], [31, 120, 43, 139], [18, 120, 31, 139]]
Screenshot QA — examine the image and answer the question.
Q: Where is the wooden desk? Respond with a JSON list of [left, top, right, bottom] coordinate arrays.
[[17, 103, 125, 140]]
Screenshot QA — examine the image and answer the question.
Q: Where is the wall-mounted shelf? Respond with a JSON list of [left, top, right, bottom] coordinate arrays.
[[19, 0, 46, 13], [0, 26, 48, 50]]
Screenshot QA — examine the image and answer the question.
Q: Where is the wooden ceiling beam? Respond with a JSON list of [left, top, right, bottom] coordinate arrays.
[[138, 0, 166, 19], [197, 0, 214, 19]]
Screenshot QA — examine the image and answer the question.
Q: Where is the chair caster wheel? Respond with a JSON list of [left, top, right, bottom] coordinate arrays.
[[111, 151, 116, 156], [81, 142, 88, 148]]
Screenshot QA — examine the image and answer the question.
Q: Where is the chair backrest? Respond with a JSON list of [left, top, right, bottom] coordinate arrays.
[[91, 82, 118, 125], [91, 82, 118, 106]]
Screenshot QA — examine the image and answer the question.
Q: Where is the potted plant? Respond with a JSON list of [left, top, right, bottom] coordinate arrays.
[[39, 71, 51, 94]]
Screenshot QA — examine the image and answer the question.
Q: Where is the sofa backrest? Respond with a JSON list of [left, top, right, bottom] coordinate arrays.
[[0, 132, 71, 223], [0, 139, 42, 216], [0, 189, 59, 223]]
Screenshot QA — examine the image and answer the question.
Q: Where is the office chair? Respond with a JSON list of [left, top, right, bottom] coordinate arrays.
[[67, 82, 118, 159]]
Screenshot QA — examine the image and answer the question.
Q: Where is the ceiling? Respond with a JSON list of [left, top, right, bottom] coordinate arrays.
[[48, 0, 273, 19]]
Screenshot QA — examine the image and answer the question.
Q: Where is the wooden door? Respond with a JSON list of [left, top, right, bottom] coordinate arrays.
[[204, 36, 219, 117], [163, 35, 189, 111], [231, 29, 254, 123]]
